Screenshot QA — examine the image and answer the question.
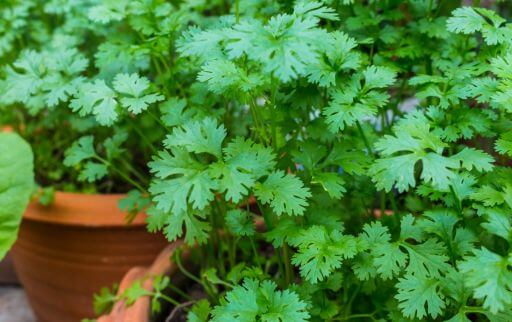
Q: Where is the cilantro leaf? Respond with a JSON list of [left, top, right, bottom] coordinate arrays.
[[395, 274, 446, 319], [146, 206, 210, 245], [254, 171, 311, 216], [323, 66, 396, 132], [149, 149, 217, 213], [112, 73, 164, 114], [211, 278, 310, 322], [226, 209, 255, 237], [210, 137, 275, 203], [290, 226, 358, 283], [164, 118, 226, 158], [459, 248, 512, 314], [70, 80, 119, 126], [63, 136, 96, 166]]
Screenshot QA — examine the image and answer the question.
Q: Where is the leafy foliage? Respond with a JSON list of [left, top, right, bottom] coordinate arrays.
[[211, 279, 309, 322], [4, 1, 512, 321]]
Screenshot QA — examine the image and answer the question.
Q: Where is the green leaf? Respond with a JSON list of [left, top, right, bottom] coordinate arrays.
[[224, 5, 329, 82], [481, 208, 511, 241], [254, 171, 311, 216], [113, 73, 164, 114], [306, 31, 360, 87], [164, 118, 226, 158], [211, 278, 310, 322], [198, 59, 263, 95], [459, 248, 512, 314], [395, 274, 446, 319], [121, 280, 150, 306], [360, 221, 406, 280], [188, 299, 211, 322], [290, 226, 358, 283], [93, 284, 119, 315], [63, 136, 96, 166], [362, 66, 397, 89], [70, 80, 119, 126], [369, 112, 459, 192], [312, 172, 346, 199], [78, 161, 108, 182], [146, 206, 210, 245], [264, 219, 301, 248], [496, 131, 512, 157], [226, 209, 255, 237], [210, 137, 275, 203], [88, 0, 128, 24], [149, 149, 217, 214], [472, 185, 508, 207], [447, 7, 487, 34], [118, 190, 150, 218], [0, 133, 34, 260], [452, 148, 494, 172], [402, 239, 451, 278], [447, 7, 510, 45], [323, 68, 393, 132]]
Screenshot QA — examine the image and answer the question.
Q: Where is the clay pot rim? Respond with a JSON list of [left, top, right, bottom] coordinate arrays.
[[24, 191, 147, 227]]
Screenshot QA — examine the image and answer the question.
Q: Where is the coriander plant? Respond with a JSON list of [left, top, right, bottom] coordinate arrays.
[[2, 0, 512, 321]]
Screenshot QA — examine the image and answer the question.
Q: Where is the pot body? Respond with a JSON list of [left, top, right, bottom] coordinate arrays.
[[10, 192, 167, 322]]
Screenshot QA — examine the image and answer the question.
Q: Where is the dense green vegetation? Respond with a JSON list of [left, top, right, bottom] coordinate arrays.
[[1, 0, 512, 321]]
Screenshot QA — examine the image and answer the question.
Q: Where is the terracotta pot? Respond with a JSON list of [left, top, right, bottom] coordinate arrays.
[[10, 192, 167, 322]]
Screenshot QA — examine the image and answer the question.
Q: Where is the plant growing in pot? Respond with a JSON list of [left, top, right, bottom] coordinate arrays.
[[78, 0, 512, 321], [0, 2, 179, 321], [4, 0, 512, 322]]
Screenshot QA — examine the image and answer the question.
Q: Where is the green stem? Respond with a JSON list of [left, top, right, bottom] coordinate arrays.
[[449, 185, 463, 215], [174, 249, 202, 285], [120, 158, 148, 186], [257, 201, 273, 230], [235, 0, 240, 23], [463, 306, 487, 314], [129, 120, 157, 153], [157, 293, 181, 306], [355, 121, 375, 158], [167, 283, 193, 301], [95, 156, 146, 192], [250, 237, 263, 268], [335, 313, 376, 321], [282, 244, 293, 285], [147, 110, 171, 132]]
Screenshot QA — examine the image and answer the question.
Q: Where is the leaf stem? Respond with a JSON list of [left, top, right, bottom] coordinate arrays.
[[95, 156, 146, 192], [355, 121, 375, 158]]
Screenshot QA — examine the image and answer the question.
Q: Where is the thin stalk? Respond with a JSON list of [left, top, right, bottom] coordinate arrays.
[[335, 313, 377, 321], [463, 306, 487, 314], [355, 121, 375, 158], [250, 237, 263, 268], [157, 293, 181, 306], [235, 0, 240, 23], [95, 156, 146, 192], [174, 250, 202, 285], [129, 120, 158, 153], [282, 244, 293, 285], [147, 110, 171, 132], [257, 200, 273, 230], [449, 185, 463, 215], [212, 199, 226, 276], [167, 283, 193, 301], [120, 158, 148, 186]]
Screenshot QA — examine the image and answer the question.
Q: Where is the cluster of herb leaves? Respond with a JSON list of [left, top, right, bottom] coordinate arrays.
[[3, 0, 512, 321]]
